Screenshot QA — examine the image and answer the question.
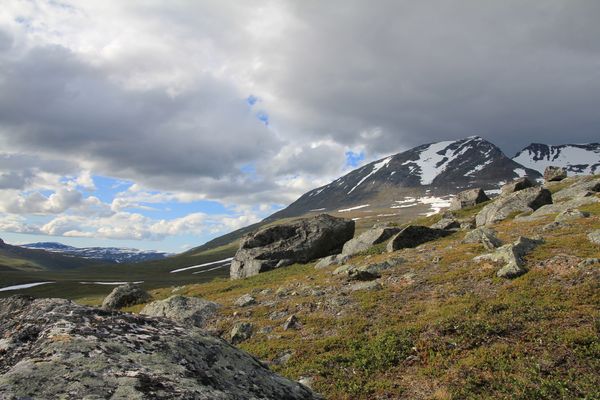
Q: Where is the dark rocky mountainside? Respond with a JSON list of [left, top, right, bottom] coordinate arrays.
[[270, 136, 540, 219], [0, 295, 319, 400], [513, 142, 600, 175], [22, 242, 171, 264]]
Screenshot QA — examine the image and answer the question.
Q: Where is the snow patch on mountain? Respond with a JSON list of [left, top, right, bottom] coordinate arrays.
[[513, 143, 600, 175], [338, 204, 370, 212], [22, 242, 171, 264], [348, 156, 392, 193]]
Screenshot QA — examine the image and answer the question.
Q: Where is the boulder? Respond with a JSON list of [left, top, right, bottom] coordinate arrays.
[[333, 261, 394, 281], [555, 208, 590, 223], [544, 166, 567, 182], [314, 254, 350, 269], [462, 227, 502, 250], [475, 187, 552, 226], [430, 217, 461, 230], [140, 295, 219, 328], [234, 293, 257, 307], [386, 225, 453, 252], [230, 214, 355, 279], [101, 283, 151, 310], [475, 236, 543, 278], [449, 188, 489, 211], [231, 322, 254, 344], [341, 226, 400, 257], [501, 177, 534, 195], [283, 315, 301, 331], [0, 296, 318, 399], [348, 281, 382, 292], [589, 230, 600, 245]]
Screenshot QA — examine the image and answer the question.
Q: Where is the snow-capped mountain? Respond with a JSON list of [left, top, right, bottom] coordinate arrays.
[[269, 136, 541, 219], [21, 242, 172, 264], [513, 143, 600, 175]]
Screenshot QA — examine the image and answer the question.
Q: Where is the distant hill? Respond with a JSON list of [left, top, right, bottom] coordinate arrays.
[[22, 242, 171, 264], [513, 143, 600, 175]]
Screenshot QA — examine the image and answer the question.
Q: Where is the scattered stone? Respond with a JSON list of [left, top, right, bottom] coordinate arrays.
[[430, 217, 461, 230], [314, 254, 349, 269], [230, 214, 355, 279], [269, 311, 288, 320], [432, 256, 442, 264], [347, 268, 380, 281], [475, 187, 552, 226], [524, 196, 598, 220], [501, 177, 534, 194], [299, 376, 315, 390], [544, 166, 567, 182], [542, 221, 565, 232], [554, 208, 590, 222], [449, 188, 490, 211], [341, 226, 401, 257], [460, 219, 477, 230], [140, 295, 219, 328], [234, 293, 257, 307], [259, 288, 274, 296], [348, 280, 382, 292], [283, 315, 301, 331], [231, 322, 254, 344], [259, 326, 273, 335], [462, 227, 502, 250], [273, 351, 294, 365], [386, 225, 453, 252], [475, 236, 543, 278], [578, 258, 600, 268], [101, 283, 151, 310], [588, 230, 600, 245], [0, 296, 318, 399], [276, 286, 291, 298]]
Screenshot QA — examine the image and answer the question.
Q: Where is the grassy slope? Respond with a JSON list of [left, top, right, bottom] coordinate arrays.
[[99, 187, 600, 399]]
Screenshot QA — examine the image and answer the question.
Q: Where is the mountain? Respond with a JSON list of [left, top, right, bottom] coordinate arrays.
[[513, 143, 600, 175], [270, 136, 541, 219], [21, 242, 171, 264]]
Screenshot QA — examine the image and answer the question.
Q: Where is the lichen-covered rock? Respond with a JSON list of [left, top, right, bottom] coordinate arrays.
[[230, 214, 355, 279], [544, 166, 567, 182], [283, 315, 301, 331], [140, 295, 219, 328], [341, 226, 400, 257], [314, 254, 349, 270], [501, 177, 534, 194], [0, 296, 319, 399], [234, 293, 257, 307], [386, 225, 453, 252], [347, 281, 382, 292], [475, 187, 552, 226], [589, 230, 600, 245], [475, 236, 543, 278], [449, 188, 490, 211], [462, 227, 502, 250], [554, 208, 590, 223], [230, 322, 254, 344], [101, 283, 151, 310], [430, 217, 461, 230], [552, 176, 600, 201]]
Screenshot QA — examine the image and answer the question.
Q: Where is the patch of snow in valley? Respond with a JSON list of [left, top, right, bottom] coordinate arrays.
[[309, 208, 326, 212], [192, 265, 228, 274], [79, 281, 144, 285], [338, 204, 370, 212], [170, 257, 234, 273], [418, 196, 453, 217], [348, 156, 392, 194], [0, 282, 55, 292]]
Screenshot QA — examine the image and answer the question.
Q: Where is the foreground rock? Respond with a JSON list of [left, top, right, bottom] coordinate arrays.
[[230, 214, 355, 279], [462, 227, 502, 250], [341, 226, 400, 257], [140, 295, 219, 328], [544, 166, 567, 182], [387, 225, 453, 252], [0, 296, 319, 399], [449, 188, 489, 211], [501, 177, 534, 195], [475, 236, 543, 278], [101, 283, 151, 310], [475, 187, 552, 226]]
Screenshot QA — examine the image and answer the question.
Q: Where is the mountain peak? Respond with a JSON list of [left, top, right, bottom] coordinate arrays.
[[513, 143, 600, 175]]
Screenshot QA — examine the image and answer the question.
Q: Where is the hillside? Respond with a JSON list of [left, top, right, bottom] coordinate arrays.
[[98, 173, 600, 400], [22, 242, 171, 264], [513, 143, 600, 175]]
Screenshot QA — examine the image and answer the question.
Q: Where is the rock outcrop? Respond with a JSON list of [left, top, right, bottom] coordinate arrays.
[[341, 226, 400, 257], [0, 296, 319, 399], [462, 227, 502, 250], [475, 236, 543, 278], [101, 283, 151, 310], [386, 225, 453, 252], [230, 214, 355, 279], [544, 166, 567, 182], [140, 295, 219, 328], [475, 187, 552, 226], [449, 188, 489, 211], [500, 177, 534, 195]]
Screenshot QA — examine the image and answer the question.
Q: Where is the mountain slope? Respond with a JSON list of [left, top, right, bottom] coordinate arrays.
[[22, 242, 171, 264], [270, 136, 540, 219], [513, 143, 600, 175]]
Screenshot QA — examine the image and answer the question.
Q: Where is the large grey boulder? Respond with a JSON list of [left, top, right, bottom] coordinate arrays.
[[230, 214, 355, 279], [475, 187, 552, 226], [449, 188, 490, 211], [462, 227, 502, 250], [140, 295, 219, 328], [475, 236, 543, 278], [341, 226, 400, 256], [101, 283, 151, 310], [386, 225, 453, 252], [0, 296, 319, 399], [501, 177, 534, 195], [544, 166, 567, 182]]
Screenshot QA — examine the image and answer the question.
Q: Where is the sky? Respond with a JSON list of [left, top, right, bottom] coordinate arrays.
[[0, 1, 599, 252]]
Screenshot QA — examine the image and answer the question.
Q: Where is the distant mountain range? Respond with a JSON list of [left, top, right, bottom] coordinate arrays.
[[21, 242, 171, 264], [512, 143, 600, 175]]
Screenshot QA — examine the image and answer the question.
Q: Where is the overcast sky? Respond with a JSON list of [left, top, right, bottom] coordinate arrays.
[[0, 1, 598, 251]]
